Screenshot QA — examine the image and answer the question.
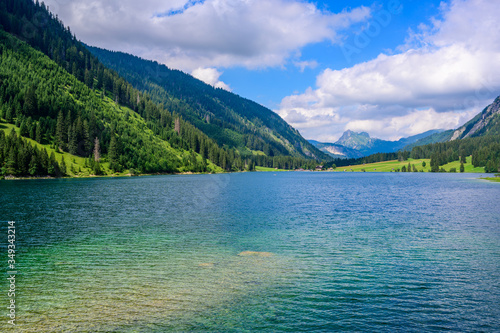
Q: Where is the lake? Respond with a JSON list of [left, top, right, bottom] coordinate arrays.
[[1, 172, 499, 332]]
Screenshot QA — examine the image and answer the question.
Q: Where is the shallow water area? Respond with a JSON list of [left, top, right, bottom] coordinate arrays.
[[0, 172, 499, 332]]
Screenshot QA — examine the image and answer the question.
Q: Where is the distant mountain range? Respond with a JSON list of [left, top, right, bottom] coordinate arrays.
[[307, 140, 364, 159], [310, 129, 444, 158], [311, 94, 500, 159]]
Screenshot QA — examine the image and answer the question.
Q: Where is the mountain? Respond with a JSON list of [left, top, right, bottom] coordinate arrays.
[[87, 46, 330, 161], [330, 96, 500, 173], [404, 96, 500, 150], [0, 29, 223, 176], [0, 0, 325, 178], [336, 129, 445, 156], [311, 129, 444, 158], [450, 96, 500, 140], [402, 130, 454, 151], [308, 140, 364, 159], [335, 130, 374, 152]]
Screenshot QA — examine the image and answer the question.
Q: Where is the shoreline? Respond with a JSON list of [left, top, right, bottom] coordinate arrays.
[[479, 177, 500, 183], [0, 170, 229, 181], [1, 170, 498, 181]]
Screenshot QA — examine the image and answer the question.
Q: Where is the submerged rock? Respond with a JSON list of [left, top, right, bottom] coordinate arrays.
[[198, 262, 215, 268], [237, 251, 273, 257]]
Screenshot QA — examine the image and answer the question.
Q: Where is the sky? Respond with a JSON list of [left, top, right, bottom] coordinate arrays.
[[43, 0, 500, 142]]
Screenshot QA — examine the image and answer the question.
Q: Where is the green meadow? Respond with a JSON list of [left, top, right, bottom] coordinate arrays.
[[332, 157, 485, 173], [255, 166, 288, 172]]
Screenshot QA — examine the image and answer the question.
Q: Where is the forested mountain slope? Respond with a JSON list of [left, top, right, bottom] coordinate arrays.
[[88, 46, 330, 160], [0, 30, 223, 176], [0, 0, 321, 177], [404, 96, 500, 149], [450, 96, 500, 140]]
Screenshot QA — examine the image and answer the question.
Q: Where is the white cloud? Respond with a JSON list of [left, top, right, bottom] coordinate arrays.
[[277, 0, 500, 141], [345, 108, 479, 141], [293, 60, 319, 72], [191, 67, 231, 91], [44, 0, 371, 72]]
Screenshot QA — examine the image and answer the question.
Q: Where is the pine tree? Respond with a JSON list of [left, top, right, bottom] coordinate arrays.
[[84, 69, 93, 88], [40, 148, 49, 174], [56, 110, 65, 150], [4, 148, 17, 176], [23, 85, 37, 116], [108, 134, 118, 170], [75, 116, 83, 145], [28, 155, 38, 176], [83, 119, 91, 156], [60, 156, 67, 175], [49, 152, 59, 174], [68, 123, 78, 155], [65, 110, 72, 146], [35, 122, 42, 143], [19, 119, 28, 137], [460, 162, 465, 173], [91, 159, 102, 175], [189, 150, 198, 171], [5, 106, 12, 123], [200, 139, 207, 161], [485, 159, 498, 173]]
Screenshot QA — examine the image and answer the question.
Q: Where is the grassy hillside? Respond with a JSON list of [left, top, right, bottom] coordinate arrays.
[[1, 114, 222, 178], [332, 157, 484, 173]]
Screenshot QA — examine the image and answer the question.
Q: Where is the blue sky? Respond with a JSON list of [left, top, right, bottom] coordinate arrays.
[[44, 0, 500, 142], [222, 0, 443, 107]]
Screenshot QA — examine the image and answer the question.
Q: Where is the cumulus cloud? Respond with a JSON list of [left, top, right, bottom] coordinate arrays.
[[277, 0, 500, 141], [44, 0, 371, 72], [344, 108, 479, 141], [191, 67, 231, 91]]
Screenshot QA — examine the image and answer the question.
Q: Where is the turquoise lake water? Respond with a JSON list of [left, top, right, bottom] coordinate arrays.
[[0, 172, 499, 332]]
